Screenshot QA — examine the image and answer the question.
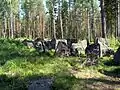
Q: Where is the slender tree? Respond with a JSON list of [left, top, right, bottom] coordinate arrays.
[[100, 0, 106, 38]]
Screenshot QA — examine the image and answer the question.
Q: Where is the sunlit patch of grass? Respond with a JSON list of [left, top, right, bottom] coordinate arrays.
[[0, 56, 73, 78]]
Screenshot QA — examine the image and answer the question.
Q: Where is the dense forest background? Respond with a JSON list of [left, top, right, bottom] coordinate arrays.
[[0, 0, 120, 40], [0, 1, 120, 90]]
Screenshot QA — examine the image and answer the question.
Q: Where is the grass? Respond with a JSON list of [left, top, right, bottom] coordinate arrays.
[[0, 38, 120, 90]]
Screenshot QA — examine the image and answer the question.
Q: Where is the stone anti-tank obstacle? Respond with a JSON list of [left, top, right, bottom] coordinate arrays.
[[21, 38, 114, 57], [114, 47, 120, 65]]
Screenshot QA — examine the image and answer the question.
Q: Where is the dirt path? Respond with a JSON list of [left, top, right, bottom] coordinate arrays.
[[69, 68, 120, 90]]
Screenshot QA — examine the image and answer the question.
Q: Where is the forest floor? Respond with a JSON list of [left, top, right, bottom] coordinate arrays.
[[0, 39, 120, 90]]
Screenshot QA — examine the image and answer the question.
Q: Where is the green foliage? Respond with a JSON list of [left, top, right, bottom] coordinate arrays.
[[48, 49, 55, 56], [109, 36, 120, 51]]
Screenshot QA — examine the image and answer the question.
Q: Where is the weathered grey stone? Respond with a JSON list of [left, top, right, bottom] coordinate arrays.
[[56, 41, 70, 56], [22, 39, 34, 48], [71, 40, 87, 55], [98, 38, 113, 57]]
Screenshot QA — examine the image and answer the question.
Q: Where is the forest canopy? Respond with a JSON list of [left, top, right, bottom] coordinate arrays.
[[0, 0, 119, 40]]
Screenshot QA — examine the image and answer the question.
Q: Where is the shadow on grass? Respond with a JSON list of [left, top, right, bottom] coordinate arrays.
[[104, 59, 120, 66], [0, 74, 27, 90], [0, 72, 55, 90], [53, 72, 120, 90], [99, 58, 120, 78], [0, 71, 120, 90], [99, 68, 120, 78]]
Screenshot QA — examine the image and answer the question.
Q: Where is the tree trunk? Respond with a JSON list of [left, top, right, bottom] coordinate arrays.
[[42, 14, 44, 39], [8, 19, 10, 38], [87, 8, 90, 42], [10, 11, 14, 38], [2, 14, 7, 38], [60, 12, 64, 39], [28, 11, 31, 38], [91, 0, 95, 41], [19, 21, 21, 37], [13, 15, 16, 38], [39, 14, 42, 38], [53, 1, 56, 39], [100, 0, 106, 38], [65, 17, 68, 39], [58, 0, 64, 39]]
